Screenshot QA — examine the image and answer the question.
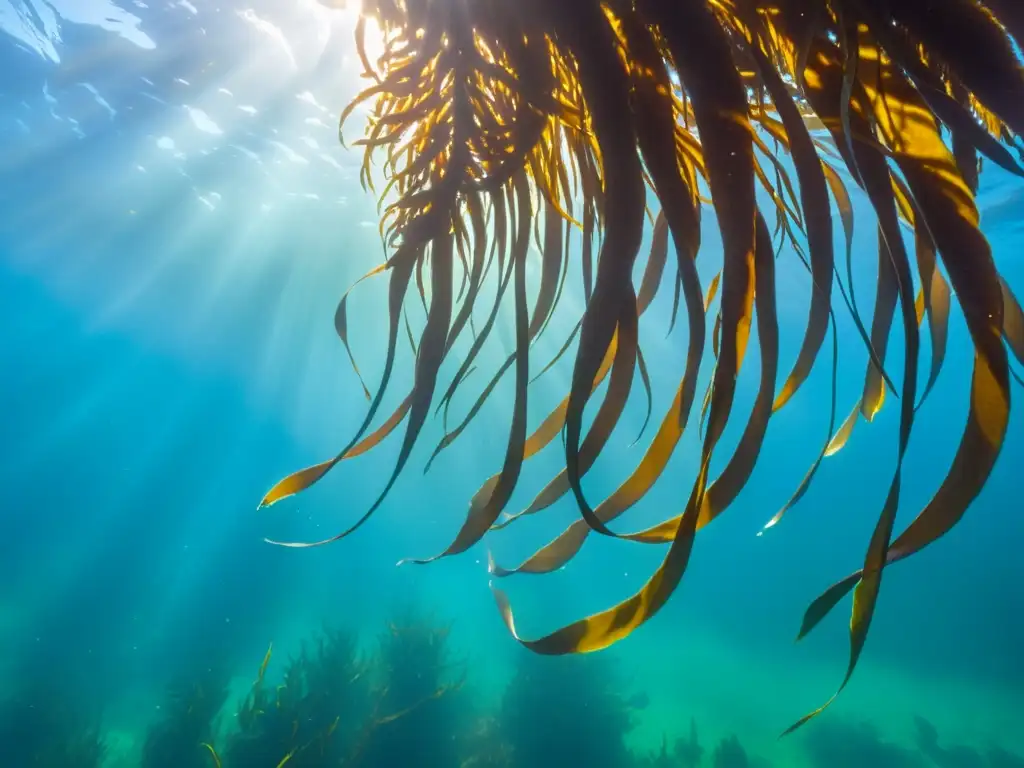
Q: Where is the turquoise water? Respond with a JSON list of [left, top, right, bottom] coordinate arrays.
[[1, 2, 1022, 767]]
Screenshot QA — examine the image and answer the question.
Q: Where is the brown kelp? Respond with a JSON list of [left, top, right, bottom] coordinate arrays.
[[261, 0, 1024, 730]]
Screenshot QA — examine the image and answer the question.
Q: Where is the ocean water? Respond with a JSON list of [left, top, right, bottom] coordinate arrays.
[[1, 2, 1022, 767]]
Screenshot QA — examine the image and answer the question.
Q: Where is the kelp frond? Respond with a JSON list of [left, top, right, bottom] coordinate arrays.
[[262, 0, 1024, 732]]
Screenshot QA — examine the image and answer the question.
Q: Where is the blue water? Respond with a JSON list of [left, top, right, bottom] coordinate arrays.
[[1, 2, 1022, 767]]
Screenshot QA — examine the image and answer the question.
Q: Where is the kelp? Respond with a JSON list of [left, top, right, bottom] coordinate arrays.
[[263, 0, 1022, 732]]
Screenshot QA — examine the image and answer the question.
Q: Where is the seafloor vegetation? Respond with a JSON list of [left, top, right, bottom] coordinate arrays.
[[2, 607, 1021, 767]]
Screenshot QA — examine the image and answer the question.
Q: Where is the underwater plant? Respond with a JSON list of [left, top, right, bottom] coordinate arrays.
[[710, 734, 773, 768], [499, 649, 635, 768], [635, 739, 682, 768], [261, 0, 1024, 730], [803, 718, 926, 768], [914, 715, 986, 768], [456, 715, 515, 768], [220, 629, 372, 767], [0, 683, 107, 768], [353, 609, 467, 766], [635, 719, 704, 768], [711, 736, 747, 768], [635, 726, 772, 768], [913, 715, 1024, 768], [211, 616, 467, 767], [140, 666, 231, 768]]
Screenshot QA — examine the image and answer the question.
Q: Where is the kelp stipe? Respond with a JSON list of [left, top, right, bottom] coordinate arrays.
[[263, 0, 1024, 730]]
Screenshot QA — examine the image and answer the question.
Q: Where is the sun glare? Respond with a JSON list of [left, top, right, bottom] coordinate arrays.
[[359, 16, 388, 79], [323, 0, 388, 82]]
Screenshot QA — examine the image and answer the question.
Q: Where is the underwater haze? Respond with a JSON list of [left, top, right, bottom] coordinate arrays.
[[1, 1, 1022, 767]]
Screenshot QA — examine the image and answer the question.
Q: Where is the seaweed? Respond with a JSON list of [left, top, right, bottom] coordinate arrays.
[[799, 715, 1024, 768], [140, 665, 231, 768], [353, 608, 467, 767], [711, 735, 766, 768], [803, 719, 926, 768], [635, 719, 704, 768], [195, 613, 469, 767], [499, 649, 634, 768], [915, 716, 986, 768], [674, 720, 705, 768], [914, 716, 1024, 768], [635, 739, 678, 768], [457, 715, 514, 768], [632, 724, 773, 768], [0, 681, 106, 768], [221, 628, 372, 767], [261, 0, 1024, 730]]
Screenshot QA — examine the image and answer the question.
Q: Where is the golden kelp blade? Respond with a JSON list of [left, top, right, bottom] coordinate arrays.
[[489, 271, 718, 575], [260, 396, 411, 509], [202, 743, 222, 768], [399, 176, 532, 565], [780, 4, 1009, 733], [266, 0, 1023, 729], [493, 207, 772, 655], [1002, 278, 1024, 370]]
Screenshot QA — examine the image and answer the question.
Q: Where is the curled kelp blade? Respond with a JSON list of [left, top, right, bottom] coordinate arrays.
[[490, 209, 676, 531], [596, 212, 777, 544], [556, 0, 650, 536], [489, 377, 690, 576], [782, 6, 1009, 733], [333, 263, 388, 401], [490, 0, 758, 653], [399, 188, 532, 565], [492, 198, 770, 654], [617, 13, 705, 441], [762, 311, 839, 528], [449, 324, 619, 522], [744, 29, 834, 415], [260, 237, 421, 509], [270, 224, 456, 548], [499, 317, 636, 525], [761, 13, 906, 474], [912, 213, 952, 411], [428, 176, 529, 468], [565, 0, 757, 540], [797, 349, 1009, 643], [489, 256, 710, 572], [271, 0, 1023, 725], [777, 9, 926, 732], [260, 395, 412, 509]]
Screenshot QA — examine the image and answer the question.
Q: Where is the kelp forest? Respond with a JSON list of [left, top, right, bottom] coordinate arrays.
[[4, 605, 1023, 767]]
